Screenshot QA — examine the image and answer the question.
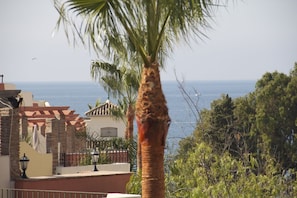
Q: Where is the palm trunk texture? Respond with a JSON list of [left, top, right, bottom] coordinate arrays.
[[137, 135, 142, 171], [126, 103, 135, 140], [136, 62, 170, 198]]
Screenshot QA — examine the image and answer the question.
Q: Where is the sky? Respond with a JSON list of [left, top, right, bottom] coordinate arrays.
[[1, 0, 297, 82]]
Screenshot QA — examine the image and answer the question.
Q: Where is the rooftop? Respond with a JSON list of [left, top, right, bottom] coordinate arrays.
[[85, 100, 118, 117]]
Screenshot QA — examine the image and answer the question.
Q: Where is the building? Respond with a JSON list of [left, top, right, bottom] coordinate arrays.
[[85, 99, 126, 139], [0, 82, 22, 187], [0, 81, 134, 197], [0, 82, 87, 180]]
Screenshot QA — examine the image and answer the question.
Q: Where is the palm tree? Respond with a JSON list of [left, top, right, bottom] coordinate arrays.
[[91, 57, 143, 172], [90, 58, 140, 140], [88, 98, 101, 110], [54, 1, 220, 197]]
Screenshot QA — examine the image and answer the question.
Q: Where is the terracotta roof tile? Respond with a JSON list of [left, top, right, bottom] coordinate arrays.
[[44, 111, 51, 115], [62, 110, 74, 115]]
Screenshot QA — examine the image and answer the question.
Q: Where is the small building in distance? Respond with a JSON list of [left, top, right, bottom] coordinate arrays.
[[84, 99, 125, 139]]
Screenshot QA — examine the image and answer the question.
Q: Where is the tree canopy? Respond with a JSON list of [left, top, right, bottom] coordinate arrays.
[[170, 63, 297, 196], [128, 63, 297, 197]]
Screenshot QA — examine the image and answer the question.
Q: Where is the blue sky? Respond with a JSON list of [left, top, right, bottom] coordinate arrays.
[[1, 0, 297, 82]]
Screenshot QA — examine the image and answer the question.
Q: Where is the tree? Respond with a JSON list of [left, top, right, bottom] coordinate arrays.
[[193, 94, 238, 156], [255, 69, 297, 169], [209, 94, 236, 153], [91, 59, 141, 171], [168, 142, 297, 197], [90, 59, 140, 140], [54, 1, 221, 197], [88, 98, 101, 110], [128, 64, 297, 197], [233, 93, 260, 168]]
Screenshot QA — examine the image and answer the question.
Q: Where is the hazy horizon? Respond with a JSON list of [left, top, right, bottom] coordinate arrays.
[[1, 0, 296, 82]]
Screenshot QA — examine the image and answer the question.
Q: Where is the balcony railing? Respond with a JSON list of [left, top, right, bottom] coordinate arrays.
[[0, 188, 107, 198], [59, 149, 129, 167]]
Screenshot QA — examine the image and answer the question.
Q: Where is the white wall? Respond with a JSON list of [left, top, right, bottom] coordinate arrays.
[[86, 116, 125, 138]]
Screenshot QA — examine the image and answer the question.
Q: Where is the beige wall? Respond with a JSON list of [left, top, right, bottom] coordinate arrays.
[[19, 91, 33, 106], [20, 142, 52, 177], [4, 83, 16, 90], [19, 91, 49, 107], [86, 116, 125, 138], [0, 156, 11, 188]]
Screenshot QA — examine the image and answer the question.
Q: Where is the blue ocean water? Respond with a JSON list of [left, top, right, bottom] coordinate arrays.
[[15, 80, 255, 149]]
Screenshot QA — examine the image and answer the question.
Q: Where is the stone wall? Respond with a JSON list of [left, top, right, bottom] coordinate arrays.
[[0, 114, 10, 155], [0, 108, 20, 180], [51, 115, 66, 174], [10, 109, 20, 180]]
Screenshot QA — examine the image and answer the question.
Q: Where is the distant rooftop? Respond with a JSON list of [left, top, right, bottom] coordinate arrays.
[[85, 100, 117, 117]]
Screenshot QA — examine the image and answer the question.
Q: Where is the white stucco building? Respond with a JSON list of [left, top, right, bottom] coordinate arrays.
[[84, 100, 125, 139]]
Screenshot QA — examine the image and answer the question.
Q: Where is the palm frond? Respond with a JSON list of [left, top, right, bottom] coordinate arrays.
[[54, 0, 223, 67]]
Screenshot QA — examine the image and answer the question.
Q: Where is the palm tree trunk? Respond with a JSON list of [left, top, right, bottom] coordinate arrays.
[[126, 103, 135, 140], [137, 135, 142, 172], [136, 61, 170, 198]]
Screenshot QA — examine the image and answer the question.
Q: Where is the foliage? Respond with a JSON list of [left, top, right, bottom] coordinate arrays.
[[168, 142, 297, 198], [52, 1, 224, 197], [127, 142, 297, 197], [254, 66, 297, 169], [88, 98, 101, 110], [91, 59, 140, 122], [189, 64, 297, 170], [167, 63, 297, 197], [126, 172, 142, 195], [81, 134, 137, 167], [110, 137, 138, 171], [53, 0, 219, 67], [79, 153, 92, 165], [54, 0, 297, 197]]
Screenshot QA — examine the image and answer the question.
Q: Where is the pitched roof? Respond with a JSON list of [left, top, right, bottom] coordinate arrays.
[[85, 100, 117, 117]]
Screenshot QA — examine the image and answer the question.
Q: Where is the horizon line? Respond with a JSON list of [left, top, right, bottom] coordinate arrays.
[[5, 79, 258, 84]]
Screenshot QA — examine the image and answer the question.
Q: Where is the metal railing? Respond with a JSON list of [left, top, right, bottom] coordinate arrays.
[[0, 188, 107, 198], [59, 149, 129, 167]]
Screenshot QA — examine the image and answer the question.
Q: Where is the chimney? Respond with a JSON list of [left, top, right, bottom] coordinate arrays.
[[0, 74, 4, 90]]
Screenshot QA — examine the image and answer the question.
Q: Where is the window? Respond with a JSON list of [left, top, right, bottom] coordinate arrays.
[[101, 127, 118, 137]]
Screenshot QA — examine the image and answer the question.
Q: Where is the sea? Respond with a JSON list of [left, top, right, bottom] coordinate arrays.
[[14, 80, 256, 151]]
